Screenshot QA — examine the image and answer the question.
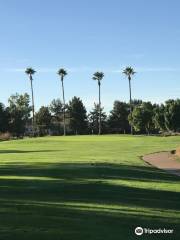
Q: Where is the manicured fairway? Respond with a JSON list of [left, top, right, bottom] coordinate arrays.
[[0, 135, 180, 240]]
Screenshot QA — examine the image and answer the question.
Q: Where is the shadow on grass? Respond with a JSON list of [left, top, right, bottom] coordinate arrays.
[[0, 162, 180, 239], [0, 163, 179, 209], [0, 162, 179, 182], [0, 150, 64, 154], [0, 197, 179, 240]]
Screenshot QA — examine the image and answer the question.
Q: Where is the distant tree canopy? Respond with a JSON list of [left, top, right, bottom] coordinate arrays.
[[0, 92, 180, 137], [164, 99, 180, 132], [49, 99, 64, 118], [108, 101, 130, 133], [88, 104, 107, 134], [68, 96, 88, 134], [129, 102, 154, 134], [36, 106, 52, 136], [7, 93, 31, 136], [153, 104, 166, 131], [0, 103, 9, 133]]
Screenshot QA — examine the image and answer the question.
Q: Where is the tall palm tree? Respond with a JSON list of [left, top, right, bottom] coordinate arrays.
[[92, 72, 104, 135], [57, 68, 67, 136], [25, 67, 36, 135], [123, 66, 136, 134]]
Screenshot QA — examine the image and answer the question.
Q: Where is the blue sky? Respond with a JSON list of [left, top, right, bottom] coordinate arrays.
[[0, 0, 180, 112]]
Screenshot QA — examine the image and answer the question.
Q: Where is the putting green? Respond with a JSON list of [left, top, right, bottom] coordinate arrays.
[[0, 135, 180, 240]]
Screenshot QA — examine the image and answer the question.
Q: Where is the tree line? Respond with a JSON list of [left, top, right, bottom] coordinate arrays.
[[0, 93, 180, 137], [25, 66, 135, 136]]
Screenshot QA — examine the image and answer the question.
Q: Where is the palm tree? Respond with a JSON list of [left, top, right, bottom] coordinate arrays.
[[123, 66, 136, 134], [25, 67, 36, 135], [57, 68, 67, 136], [92, 72, 104, 135]]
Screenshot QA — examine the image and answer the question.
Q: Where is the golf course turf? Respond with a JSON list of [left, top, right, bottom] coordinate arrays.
[[0, 135, 180, 240]]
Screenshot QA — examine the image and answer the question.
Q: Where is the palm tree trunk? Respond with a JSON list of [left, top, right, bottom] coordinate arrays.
[[98, 81, 101, 135], [30, 75, 35, 136], [128, 77, 133, 134], [61, 77, 66, 136]]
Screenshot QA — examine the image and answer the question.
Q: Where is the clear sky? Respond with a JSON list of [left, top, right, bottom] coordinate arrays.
[[0, 0, 180, 112]]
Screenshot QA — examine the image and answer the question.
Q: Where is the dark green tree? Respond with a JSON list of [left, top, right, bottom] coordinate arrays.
[[49, 98, 64, 134], [129, 102, 155, 134], [88, 103, 107, 134], [153, 104, 166, 132], [164, 99, 180, 132], [7, 93, 31, 136], [49, 99, 64, 118], [36, 106, 52, 136], [68, 97, 88, 134], [108, 101, 130, 133], [0, 103, 9, 132], [131, 99, 143, 106]]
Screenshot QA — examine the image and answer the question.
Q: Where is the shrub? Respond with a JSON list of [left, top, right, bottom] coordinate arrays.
[[0, 132, 12, 141]]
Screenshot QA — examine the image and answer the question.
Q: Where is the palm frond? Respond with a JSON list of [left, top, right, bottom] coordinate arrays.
[[123, 67, 136, 76], [25, 67, 36, 75], [92, 72, 104, 81], [57, 68, 68, 77]]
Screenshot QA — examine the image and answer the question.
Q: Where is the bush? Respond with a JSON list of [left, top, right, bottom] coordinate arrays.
[[0, 132, 12, 141]]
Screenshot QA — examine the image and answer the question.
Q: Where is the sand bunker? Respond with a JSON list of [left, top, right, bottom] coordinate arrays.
[[143, 151, 180, 177]]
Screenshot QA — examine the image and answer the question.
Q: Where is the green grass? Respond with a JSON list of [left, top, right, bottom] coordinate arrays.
[[0, 135, 180, 240]]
